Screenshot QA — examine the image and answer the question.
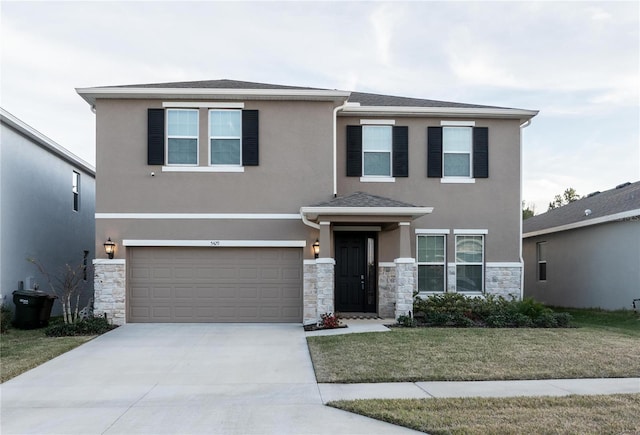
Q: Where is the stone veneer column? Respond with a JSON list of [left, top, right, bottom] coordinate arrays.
[[92, 259, 126, 325], [485, 264, 523, 300], [303, 261, 318, 325], [394, 258, 416, 320], [377, 263, 396, 318], [315, 258, 335, 319]]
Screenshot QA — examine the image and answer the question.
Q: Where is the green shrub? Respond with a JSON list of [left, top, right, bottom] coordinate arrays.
[[0, 304, 12, 334], [397, 314, 417, 327], [413, 293, 572, 328], [45, 316, 116, 337]]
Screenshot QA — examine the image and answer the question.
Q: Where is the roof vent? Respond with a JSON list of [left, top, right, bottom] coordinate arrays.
[[587, 191, 601, 198], [585, 209, 592, 216], [616, 182, 631, 189]]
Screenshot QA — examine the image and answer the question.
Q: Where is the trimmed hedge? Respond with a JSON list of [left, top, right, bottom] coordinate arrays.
[[45, 316, 117, 337], [410, 293, 572, 328]]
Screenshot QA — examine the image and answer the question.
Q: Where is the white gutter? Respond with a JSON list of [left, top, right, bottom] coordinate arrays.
[[76, 87, 351, 106], [519, 118, 532, 299], [332, 102, 353, 196], [341, 105, 539, 121], [299, 207, 321, 230], [301, 206, 433, 220]]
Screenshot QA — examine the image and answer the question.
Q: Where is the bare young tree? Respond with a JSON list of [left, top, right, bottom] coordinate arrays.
[[28, 257, 90, 324]]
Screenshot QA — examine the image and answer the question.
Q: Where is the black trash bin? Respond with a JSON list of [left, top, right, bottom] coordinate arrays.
[[12, 290, 55, 329]]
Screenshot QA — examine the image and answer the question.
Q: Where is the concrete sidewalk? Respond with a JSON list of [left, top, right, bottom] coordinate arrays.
[[319, 378, 640, 403]]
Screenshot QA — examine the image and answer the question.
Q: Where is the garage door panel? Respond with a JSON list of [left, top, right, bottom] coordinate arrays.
[[128, 247, 302, 323]]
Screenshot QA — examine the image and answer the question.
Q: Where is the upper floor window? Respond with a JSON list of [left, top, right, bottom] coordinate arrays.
[[443, 127, 472, 177], [166, 109, 198, 165], [209, 110, 241, 165], [363, 126, 392, 176], [537, 241, 547, 281], [455, 235, 484, 292], [417, 234, 446, 293], [72, 171, 80, 212]]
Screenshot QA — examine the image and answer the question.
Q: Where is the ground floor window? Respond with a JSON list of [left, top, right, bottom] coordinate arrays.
[[417, 234, 446, 292], [455, 235, 484, 292], [537, 241, 547, 281]]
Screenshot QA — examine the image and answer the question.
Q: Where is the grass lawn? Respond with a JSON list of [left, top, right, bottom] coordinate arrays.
[[0, 327, 95, 383], [329, 393, 640, 435], [307, 309, 640, 383]]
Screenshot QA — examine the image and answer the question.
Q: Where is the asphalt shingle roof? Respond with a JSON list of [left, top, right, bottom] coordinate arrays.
[[311, 192, 421, 208], [523, 181, 640, 234], [101, 79, 508, 110]]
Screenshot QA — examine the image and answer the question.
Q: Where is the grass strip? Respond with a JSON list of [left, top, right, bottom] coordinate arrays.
[[330, 394, 640, 435]]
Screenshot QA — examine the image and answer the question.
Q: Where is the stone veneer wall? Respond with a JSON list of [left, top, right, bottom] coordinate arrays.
[[377, 264, 396, 318], [394, 260, 416, 319], [447, 264, 522, 299], [93, 260, 126, 325], [303, 259, 336, 325], [485, 265, 522, 299]]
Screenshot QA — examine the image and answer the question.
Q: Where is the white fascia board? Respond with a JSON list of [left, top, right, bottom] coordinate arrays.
[[340, 105, 539, 120], [300, 206, 433, 218], [122, 239, 306, 248], [0, 108, 96, 175], [523, 209, 640, 238], [76, 87, 351, 106], [96, 213, 301, 220]]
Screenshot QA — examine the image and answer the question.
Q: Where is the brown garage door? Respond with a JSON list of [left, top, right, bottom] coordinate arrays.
[[128, 247, 302, 323]]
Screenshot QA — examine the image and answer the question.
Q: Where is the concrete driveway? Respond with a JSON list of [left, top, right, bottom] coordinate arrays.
[[1, 324, 418, 434]]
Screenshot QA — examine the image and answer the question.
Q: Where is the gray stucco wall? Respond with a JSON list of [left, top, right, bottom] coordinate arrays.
[[523, 219, 640, 310], [0, 121, 96, 316]]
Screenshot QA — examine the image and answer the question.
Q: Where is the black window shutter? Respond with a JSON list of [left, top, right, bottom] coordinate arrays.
[[392, 126, 408, 177], [427, 127, 443, 178], [473, 127, 489, 178], [147, 109, 165, 165], [346, 126, 362, 177], [242, 110, 259, 166]]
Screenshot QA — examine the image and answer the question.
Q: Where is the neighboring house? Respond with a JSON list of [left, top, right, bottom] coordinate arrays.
[[76, 79, 537, 325], [0, 108, 96, 315], [523, 181, 640, 310]]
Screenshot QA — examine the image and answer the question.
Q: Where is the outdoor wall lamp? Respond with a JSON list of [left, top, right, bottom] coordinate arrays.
[[312, 239, 320, 259], [104, 237, 116, 259]]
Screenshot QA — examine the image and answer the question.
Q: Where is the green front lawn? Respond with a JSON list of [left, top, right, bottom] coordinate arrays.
[[307, 308, 639, 383], [0, 328, 95, 383]]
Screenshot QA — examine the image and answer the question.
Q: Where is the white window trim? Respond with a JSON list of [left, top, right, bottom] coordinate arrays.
[[417, 233, 447, 294], [455, 234, 485, 293], [163, 102, 244, 109], [360, 119, 395, 125], [162, 166, 244, 173], [441, 120, 476, 127], [362, 125, 393, 178], [442, 126, 473, 179], [416, 229, 450, 235], [454, 229, 488, 235], [440, 177, 476, 184], [208, 109, 242, 167], [166, 108, 199, 166], [360, 176, 395, 183]]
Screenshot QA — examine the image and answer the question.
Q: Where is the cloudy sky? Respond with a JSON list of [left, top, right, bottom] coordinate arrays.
[[2, 1, 638, 213]]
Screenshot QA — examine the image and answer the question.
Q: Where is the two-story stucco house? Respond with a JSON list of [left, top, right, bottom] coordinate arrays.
[[76, 80, 537, 325], [0, 108, 96, 315]]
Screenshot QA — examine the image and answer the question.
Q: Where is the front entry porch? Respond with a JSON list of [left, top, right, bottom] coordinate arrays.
[[300, 192, 433, 325]]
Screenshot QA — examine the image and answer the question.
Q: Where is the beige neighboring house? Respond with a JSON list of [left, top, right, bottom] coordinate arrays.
[[76, 79, 537, 325], [523, 181, 640, 310]]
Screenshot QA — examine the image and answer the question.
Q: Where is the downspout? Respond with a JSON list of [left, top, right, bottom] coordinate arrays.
[[333, 102, 349, 197], [519, 119, 532, 299]]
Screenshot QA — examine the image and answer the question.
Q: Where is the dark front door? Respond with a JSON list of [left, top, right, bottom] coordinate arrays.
[[335, 232, 376, 313]]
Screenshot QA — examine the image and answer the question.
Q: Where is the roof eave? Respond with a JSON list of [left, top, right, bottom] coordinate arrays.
[[300, 206, 434, 221], [339, 105, 539, 121], [75, 87, 352, 106], [523, 209, 640, 238]]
